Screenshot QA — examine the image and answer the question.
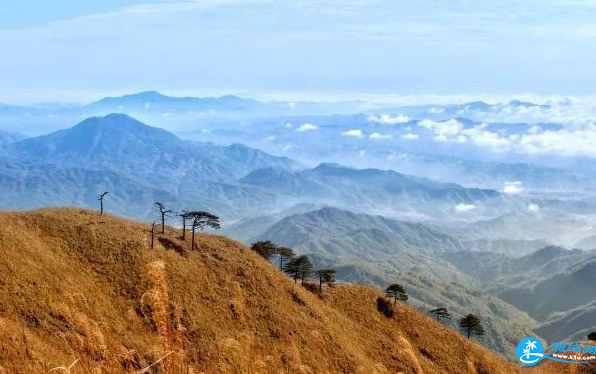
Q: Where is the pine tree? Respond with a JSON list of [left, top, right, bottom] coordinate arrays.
[[430, 307, 452, 322], [315, 269, 336, 293], [186, 211, 221, 250], [284, 255, 312, 284], [276, 246, 295, 271], [250, 241, 277, 261], [385, 284, 408, 305], [459, 314, 485, 339]]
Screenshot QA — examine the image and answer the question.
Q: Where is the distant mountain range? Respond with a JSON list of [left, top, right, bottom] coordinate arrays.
[[240, 163, 504, 220], [224, 206, 538, 358], [225, 206, 596, 353], [4, 91, 595, 196], [0, 91, 376, 135], [0, 114, 301, 219], [0, 113, 511, 221]]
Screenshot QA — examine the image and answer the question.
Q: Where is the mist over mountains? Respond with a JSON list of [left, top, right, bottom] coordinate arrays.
[[2, 91, 596, 361]]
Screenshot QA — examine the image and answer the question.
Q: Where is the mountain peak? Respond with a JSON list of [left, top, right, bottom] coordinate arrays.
[[72, 113, 177, 138], [15, 114, 180, 161]]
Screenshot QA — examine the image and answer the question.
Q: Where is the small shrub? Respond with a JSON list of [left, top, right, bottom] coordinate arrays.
[[376, 297, 394, 318]]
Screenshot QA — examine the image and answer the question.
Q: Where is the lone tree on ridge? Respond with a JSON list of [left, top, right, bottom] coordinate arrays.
[[98, 191, 108, 215], [385, 284, 408, 305]]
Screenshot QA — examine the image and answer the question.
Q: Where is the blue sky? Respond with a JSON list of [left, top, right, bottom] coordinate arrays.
[[2, 0, 596, 103]]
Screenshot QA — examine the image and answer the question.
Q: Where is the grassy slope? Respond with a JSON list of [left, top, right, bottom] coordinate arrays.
[[0, 208, 524, 374]]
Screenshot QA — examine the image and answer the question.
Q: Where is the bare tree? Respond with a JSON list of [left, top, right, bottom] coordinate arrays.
[[187, 211, 221, 250], [154, 202, 172, 234], [98, 191, 108, 215], [178, 210, 191, 240], [150, 221, 159, 249]]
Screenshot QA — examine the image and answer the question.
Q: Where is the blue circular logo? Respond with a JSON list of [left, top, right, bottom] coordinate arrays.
[[517, 337, 544, 366]]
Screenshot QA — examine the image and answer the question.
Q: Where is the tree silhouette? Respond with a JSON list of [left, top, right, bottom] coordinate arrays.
[[178, 210, 191, 240], [150, 221, 159, 249], [459, 314, 485, 339], [284, 255, 312, 284], [98, 191, 108, 215], [276, 246, 295, 271], [250, 241, 277, 261], [187, 211, 221, 250], [588, 332, 596, 341], [385, 284, 408, 305], [430, 307, 452, 322], [315, 269, 336, 293], [154, 202, 172, 235]]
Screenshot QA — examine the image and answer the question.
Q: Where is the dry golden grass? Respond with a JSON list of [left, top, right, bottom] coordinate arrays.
[[0, 207, 536, 373]]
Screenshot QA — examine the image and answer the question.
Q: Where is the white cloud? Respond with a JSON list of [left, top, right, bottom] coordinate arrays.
[[282, 143, 293, 152], [453, 98, 596, 127], [343, 129, 364, 137], [401, 133, 419, 140], [358, 150, 366, 157], [369, 132, 392, 140], [455, 204, 475, 212], [503, 181, 523, 195], [528, 203, 540, 212], [265, 135, 276, 141], [284, 122, 294, 128], [387, 151, 408, 160], [418, 119, 464, 142], [296, 123, 318, 132], [368, 114, 410, 125]]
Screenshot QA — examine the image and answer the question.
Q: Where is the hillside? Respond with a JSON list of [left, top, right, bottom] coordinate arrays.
[[236, 207, 538, 359], [497, 256, 596, 320], [0, 208, 523, 373]]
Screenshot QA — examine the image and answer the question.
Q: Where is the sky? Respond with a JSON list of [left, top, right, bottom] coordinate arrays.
[[2, 0, 596, 104]]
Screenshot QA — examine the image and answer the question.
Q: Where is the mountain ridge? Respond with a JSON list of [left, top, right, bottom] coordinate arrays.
[[0, 207, 523, 374]]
